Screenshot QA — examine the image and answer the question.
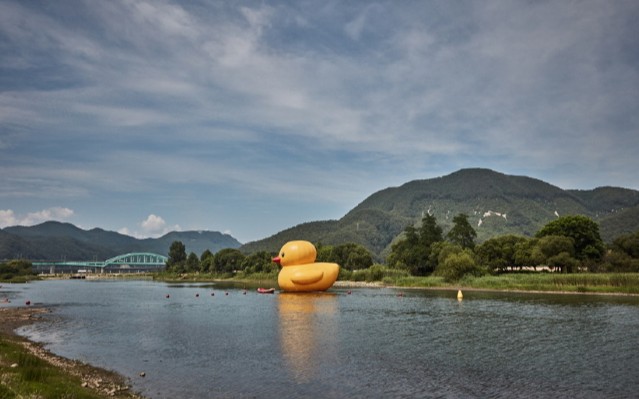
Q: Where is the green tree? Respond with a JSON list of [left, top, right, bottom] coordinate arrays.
[[429, 241, 463, 270], [602, 250, 639, 273], [415, 214, 444, 275], [387, 226, 420, 271], [476, 235, 528, 273], [601, 230, 639, 272], [241, 251, 277, 274], [547, 252, 579, 274], [447, 213, 477, 249], [434, 249, 482, 282], [316, 243, 333, 263], [513, 238, 544, 270], [419, 214, 444, 249], [167, 241, 187, 272], [536, 215, 605, 261], [387, 214, 444, 275], [186, 252, 200, 272], [200, 249, 214, 272], [0, 259, 35, 281], [612, 230, 639, 258], [329, 243, 373, 270], [213, 248, 245, 274], [536, 235, 577, 273]]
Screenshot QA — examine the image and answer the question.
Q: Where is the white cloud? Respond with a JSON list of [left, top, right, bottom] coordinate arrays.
[[140, 214, 166, 235], [117, 227, 132, 236], [0, 207, 74, 228], [117, 214, 181, 238], [0, 209, 17, 228], [1, 0, 638, 242]]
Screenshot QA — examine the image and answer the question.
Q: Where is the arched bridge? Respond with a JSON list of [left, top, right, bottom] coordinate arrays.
[[103, 253, 169, 268], [33, 252, 169, 274]]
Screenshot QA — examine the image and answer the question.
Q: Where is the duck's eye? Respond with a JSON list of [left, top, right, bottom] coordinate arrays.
[[281, 252, 285, 258]]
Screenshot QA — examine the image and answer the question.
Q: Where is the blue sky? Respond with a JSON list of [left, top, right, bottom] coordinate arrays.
[[1, 0, 638, 243]]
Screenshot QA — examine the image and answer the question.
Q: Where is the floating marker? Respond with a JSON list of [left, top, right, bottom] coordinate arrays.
[[457, 290, 463, 301]]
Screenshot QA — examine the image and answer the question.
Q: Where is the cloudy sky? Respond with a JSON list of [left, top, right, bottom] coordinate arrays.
[[1, 0, 638, 243]]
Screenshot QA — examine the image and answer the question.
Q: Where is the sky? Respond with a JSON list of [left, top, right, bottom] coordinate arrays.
[[1, 0, 638, 243]]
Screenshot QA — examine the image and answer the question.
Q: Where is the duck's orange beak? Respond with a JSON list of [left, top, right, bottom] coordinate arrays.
[[272, 256, 281, 264]]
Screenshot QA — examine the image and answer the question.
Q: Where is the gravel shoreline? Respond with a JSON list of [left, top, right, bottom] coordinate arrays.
[[0, 306, 146, 398]]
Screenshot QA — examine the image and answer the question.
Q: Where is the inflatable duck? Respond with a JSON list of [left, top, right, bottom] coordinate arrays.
[[273, 241, 339, 292]]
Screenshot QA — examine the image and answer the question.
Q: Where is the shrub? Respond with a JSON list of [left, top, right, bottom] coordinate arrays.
[[435, 250, 484, 282]]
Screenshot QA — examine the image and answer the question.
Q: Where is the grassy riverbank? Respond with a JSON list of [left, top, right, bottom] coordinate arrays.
[[385, 273, 639, 294], [0, 307, 144, 399], [149, 271, 639, 295]]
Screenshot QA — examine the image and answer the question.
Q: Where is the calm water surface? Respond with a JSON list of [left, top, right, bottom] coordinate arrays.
[[3, 280, 639, 398]]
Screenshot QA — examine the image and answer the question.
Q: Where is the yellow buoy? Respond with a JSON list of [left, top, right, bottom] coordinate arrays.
[[457, 290, 463, 301]]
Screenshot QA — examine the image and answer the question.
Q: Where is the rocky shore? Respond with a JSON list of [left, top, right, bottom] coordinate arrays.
[[0, 306, 146, 398]]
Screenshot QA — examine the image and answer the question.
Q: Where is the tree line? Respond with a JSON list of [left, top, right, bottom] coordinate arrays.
[[164, 213, 639, 282], [387, 213, 639, 281], [0, 259, 36, 282], [164, 241, 374, 276]]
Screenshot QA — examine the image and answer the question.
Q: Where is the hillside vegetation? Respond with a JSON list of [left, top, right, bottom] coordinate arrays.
[[2, 169, 638, 262], [242, 169, 639, 259]]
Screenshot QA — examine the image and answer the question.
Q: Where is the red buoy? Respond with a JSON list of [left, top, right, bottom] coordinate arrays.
[[25, 300, 31, 305], [165, 294, 170, 298]]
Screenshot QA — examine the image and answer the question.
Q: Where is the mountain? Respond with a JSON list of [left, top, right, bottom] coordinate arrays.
[[241, 169, 639, 260], [1, 221, 241, 261], [4, 169, 638, 262]]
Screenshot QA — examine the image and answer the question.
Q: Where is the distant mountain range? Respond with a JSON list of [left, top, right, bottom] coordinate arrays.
[[240, 168, 639, 260], [0, 222, 241, 261], [3, 169, 639, 262]]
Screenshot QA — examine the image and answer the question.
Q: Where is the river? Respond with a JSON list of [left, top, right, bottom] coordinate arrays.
[[3, 279, 639, 398]]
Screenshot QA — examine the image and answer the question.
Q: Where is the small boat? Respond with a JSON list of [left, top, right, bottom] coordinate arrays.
[[257, 287, 275, 294]]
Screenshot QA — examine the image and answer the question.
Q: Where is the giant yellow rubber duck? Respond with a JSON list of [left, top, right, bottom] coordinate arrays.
[[273, 241, 339, 292]]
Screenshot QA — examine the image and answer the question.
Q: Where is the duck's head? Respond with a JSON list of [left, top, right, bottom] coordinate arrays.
[[272, 240, 317, 267]]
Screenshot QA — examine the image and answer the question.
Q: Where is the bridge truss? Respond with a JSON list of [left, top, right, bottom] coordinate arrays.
[[32, 252, 169, 274]]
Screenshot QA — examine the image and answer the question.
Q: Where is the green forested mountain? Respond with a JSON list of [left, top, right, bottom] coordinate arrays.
[[241, 169, 639, 260], [3, 169, 638, 262], [0, 221, 240, 261]]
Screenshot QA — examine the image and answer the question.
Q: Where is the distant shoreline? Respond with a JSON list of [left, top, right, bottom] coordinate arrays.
[[332, 280, 639, 296]]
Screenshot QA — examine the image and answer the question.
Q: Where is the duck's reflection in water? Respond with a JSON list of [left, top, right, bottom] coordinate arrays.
[[277, 292, 338, 383]]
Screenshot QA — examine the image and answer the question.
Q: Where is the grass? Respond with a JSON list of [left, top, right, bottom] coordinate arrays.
[[0, 337, 105, 399], [383, 273, 639, 294], [151, 270, 639, 295]]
